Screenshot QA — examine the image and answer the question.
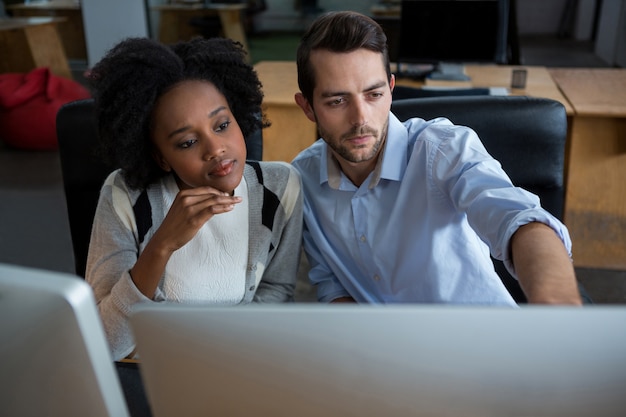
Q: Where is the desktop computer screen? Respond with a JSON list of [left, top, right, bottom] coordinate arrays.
[[397, 0, 509, 79]]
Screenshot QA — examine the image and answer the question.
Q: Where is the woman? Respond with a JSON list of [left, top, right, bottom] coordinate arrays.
[[86, 37, 303, 360]]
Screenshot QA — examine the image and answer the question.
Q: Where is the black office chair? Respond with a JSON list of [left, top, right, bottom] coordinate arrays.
[[391, 95, 591, 303], [56, 98, 263, 279], [392, 85, 491, 100], [56, 99, 114, 279]]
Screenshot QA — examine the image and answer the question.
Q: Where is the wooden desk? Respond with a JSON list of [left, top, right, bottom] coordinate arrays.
[[7, 0, 87, 61], [417, 65, 573, 114], [254, 61, 317, 162], [370, 3, 401, 17], [550, 68, 626, 270], [0, 17, 72, 79], [254, 61, 573, 162], [151, 4, 249, 58]]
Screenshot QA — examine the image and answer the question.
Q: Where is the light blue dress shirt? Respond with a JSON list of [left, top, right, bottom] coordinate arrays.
[[291, 113, 572, 304]]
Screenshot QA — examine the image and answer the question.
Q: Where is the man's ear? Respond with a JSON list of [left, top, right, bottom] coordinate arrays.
[[152, 149, 171, 172], [295, 92, 316, 123], [390, 74, 396, 92]]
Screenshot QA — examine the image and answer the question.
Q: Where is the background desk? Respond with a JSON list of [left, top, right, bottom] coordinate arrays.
[[7, 0, 87, 61], [0, 17, 72, 79], [550, 68, 626, 270], [254, 61, 572, 162], [151, 4, 248, 57]]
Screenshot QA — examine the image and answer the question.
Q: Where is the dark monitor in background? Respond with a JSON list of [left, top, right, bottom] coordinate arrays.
[[397, 0, 509, 80]]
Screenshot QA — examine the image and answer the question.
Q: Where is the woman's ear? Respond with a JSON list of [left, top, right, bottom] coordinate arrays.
[[152, 148, 171, 172]]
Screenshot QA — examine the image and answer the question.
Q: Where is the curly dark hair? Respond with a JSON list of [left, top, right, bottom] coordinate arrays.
[[88, 37, 268, 190]]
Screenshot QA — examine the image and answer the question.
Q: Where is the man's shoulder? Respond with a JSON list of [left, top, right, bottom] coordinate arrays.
[[292, 139, 324, 163], [400, 115, 477, 149], [402, 115, 455, 136]]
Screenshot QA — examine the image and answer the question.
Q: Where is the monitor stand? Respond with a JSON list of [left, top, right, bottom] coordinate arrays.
[[395, 62, 436, 80], [427, 63, 471, 81]]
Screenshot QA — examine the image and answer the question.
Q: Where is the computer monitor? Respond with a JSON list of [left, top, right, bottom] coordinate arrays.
[[131, 303, 626, 417], [0, 263, 130, 417], [397, 0, 509, 80]]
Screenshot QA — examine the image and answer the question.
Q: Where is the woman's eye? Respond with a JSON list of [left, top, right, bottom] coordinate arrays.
[[216, 120, 231, 132], [179, 138, 197, 149]]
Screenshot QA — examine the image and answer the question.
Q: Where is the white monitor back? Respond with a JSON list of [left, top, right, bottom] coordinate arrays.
[[131, 303, 626, 417], [0, 263, 130, 417]]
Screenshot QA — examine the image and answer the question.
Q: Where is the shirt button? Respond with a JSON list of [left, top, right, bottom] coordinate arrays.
[[249, 285, 256, 291], [373, 275, 380, 281], [360, 235, 366, 242]]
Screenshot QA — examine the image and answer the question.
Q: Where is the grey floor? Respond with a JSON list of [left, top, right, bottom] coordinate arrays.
[[0, 34, 624, 304]]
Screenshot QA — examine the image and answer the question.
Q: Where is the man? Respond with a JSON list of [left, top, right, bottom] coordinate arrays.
[[291, 11, 581, 305]]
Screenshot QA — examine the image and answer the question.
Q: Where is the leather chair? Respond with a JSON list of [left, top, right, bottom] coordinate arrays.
[[56, 98, 263, 279], [392, 85, 491, 100], [391, 95, 591, 303]]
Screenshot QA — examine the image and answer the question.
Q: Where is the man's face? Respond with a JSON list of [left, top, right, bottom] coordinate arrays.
[[296, 49, 395, 177]]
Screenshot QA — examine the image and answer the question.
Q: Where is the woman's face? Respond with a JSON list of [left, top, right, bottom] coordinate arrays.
[[150, 80, 247, 194]]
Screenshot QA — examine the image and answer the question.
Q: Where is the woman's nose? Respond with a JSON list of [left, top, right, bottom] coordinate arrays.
[[201, 135, 225, 161]]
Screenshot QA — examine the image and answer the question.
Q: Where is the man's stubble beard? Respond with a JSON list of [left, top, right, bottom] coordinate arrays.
[[317, 117, 389, 164]]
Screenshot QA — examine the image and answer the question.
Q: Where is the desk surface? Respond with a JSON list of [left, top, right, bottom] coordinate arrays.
[[370, 3, 401, 17], [151, 2, 248, 56], [254, 61, 301, 105], [0, 16, 66, 30], [549, 68, 626, 117], [550, 68, 626, 270], [151, 3, 246, 11], [6, 0, 79, 11], [0, 15, 72, 79]]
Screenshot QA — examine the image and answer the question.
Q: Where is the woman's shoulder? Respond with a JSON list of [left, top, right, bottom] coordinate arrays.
[[101, 168, 159, 203]]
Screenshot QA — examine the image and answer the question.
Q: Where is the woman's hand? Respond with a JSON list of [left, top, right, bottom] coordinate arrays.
[[155, 186, 242, 252], [130, 186, 242, 298]]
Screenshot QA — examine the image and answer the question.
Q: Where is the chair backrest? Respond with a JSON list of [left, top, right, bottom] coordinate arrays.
[[391, 95, 567, 303], [392, 85, 491, 100], [56, 99, 114, 278], [56, 98, 263, 278]]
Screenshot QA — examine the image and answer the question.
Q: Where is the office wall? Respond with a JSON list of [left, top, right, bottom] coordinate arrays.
[[147, 0, 168, 40], [515, 0, 597, 40], [595, 0, 626, 67], [81, 0, 149, 67]]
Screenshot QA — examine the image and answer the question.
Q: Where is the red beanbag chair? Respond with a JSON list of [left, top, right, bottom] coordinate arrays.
[[0, 67, 91, 150]]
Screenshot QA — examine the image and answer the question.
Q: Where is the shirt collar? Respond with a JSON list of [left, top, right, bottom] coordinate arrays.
[[322, 112, 408, 190]]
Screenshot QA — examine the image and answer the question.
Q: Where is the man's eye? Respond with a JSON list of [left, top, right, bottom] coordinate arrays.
[[329, 97, 345, 106]]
